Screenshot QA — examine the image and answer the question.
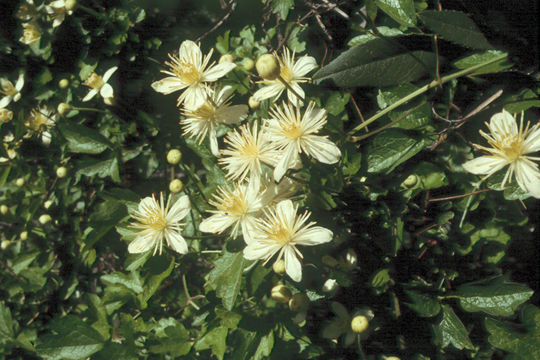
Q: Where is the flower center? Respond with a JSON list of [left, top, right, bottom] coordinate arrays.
[[501, 136, 523, 161], [193, 103, 216, 121], [22, 24, 40, 44], [226, 196, 247, 216], [84, 73, 105, 89], [144, 212, 168, 231], [269, 224, 292, 245], [26, 112, 48, 131], [179, 62, 202, 84], [283, 123, 303, 139], [280, 64, 293, 83], [240, 140, 260, 158]]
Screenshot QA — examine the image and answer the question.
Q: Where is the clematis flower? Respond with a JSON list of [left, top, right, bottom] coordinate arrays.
[[45, 0, 75, 28], [82, 66, 118, 104], [243, 199, 333, 282], [128, 193, 190, 255], [219, 122, 278, 188], [462, 110, 540, 198], [199, 182, 264, 242], [24, 106, 56, 145], [181, 86, 247, 156], [0, 74, 24, 108], [264, 102, 341, 182], [19, 22, 41, 45], [151, 40, 236, 109], [253, 47, 317, 107]]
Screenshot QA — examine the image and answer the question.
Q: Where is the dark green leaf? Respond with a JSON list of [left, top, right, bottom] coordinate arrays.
[[0, 302, 15, 342], [76, 154, 120, 182], [348, 27, 403, 47], [452, 50, 511, 75], [142, 257, 175, 303], [376, 0, 417, 27], [271, 0, 294, 20], [433, 305, 474, 350], [377, 84, 431, 129], [149, 321, 191, 357], [207, 251, 245, 310], [101, 272, 143, 294], [367, 129, 426, 173], [195, 327, 228, 360], [404, 290, 441, 317], [59, 122, 111, 154]]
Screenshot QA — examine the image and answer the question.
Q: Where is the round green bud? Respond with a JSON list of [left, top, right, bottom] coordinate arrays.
[[351, 315, 369, 333], [243, 58, 255, 71], [271, 284, 292, 304], [64, 0, 76, 11], [58, 79, 69, 89], [256, 53, 280, 80], [20, 231, 28, 241], [169, 179, 184, 193], [0, 205, 8, 215], [57, 103, 71, 116], [39, 214, 52, 225], [1, 240, 11, 250], [15, 178, 25, 187], [56, 166, 67, 178], [272, 259, 286, 274], [402, 174, 418, 187], [219, 54, 235, 64], [248, 96, 260, 110], [167, 149, 182, 165], [288, 293, 309, 312]]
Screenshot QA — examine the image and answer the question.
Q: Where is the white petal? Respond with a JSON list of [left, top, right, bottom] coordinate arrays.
[[515, 160, 540, 198], [490, 110, 517, 139], [166, 195, 190, 222], [209, 129, 220, 157], [0, 96, 10, 108], [138, 196, 157, 214], [253, 83, 284, 102], [102, 66, 118, 82], [216, 105, 248, 124], [202, 62, 236, 82], [274, 145, 297, 182], [243, 241, 280, 261], [82, 89, 98, 102], [100, 83, 114, 99], [523, 125, 540, 154], [165, 231, 188, 254], [199, 214, 235, 234], [241, 216, 258, 244], [292, 56, 317, 77], [13, 93, 21, 102], [287, 83, 305, 107], [284, 246, 302, 282], [128, 233, 157, 253], [302, 135, 341, 164], [151, 77, 186, 95], [462, 156, 507, 175], [15, 73, 24, 91], [41, 131, 51, 146], [294, 226, 333, 246], [180, 40, 202, 67], [182, 86, 207, 109]]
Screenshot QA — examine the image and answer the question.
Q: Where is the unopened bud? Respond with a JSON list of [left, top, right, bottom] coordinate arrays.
[[56, 166, 67, 178], [0, 205, 8, 215], [242, 58, 255, 71], [351, 315, 369, 333], [248, 96, 260, 110], [322, 278, 338, 292], [39, 214, 52, 225], [219, 54, 235, 63], [402, 174, 418, 187], [271, 284, 292, 304], [167, 149, 182, 165], [0, 108, 13, 123], [169, 179, 184, 193], [44, 200, 53, 209], [20, 231, 28, 241], [57, 103, 71, 116], [58, 78, 69, 89], [272, 259, 286, 274], [1, 240, 11, 250], [288, 293, 309, 312], [64, 0, 76, 11], [15, 178, 25, 187], [256, 53, 280, 80]]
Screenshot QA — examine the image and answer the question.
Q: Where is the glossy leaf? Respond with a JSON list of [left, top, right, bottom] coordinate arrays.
[[433, 305, 474, 350], [367, 129, 427, 173], [376, 0, 417, 27]]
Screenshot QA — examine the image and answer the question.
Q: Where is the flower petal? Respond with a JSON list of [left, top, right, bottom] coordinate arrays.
[[216, 105, 248, 124], [179, 40, 202, 67], [0, 96, 10, 108], [128, 233, 157, 253], [82, 89, 98, 102], [199, 213, 235, 234], [302, 135, 341, 164], [102, 66, 118, 82], [523, 124, 540, 154], [490, 110, 517, 140], [182, 86, 207, 109], [284, 246, 302, 282], [515, 159, 540, 198], [100, 83, 114, 99], [253, 83, 284, 102], [15, 73, 24, 91], [292, 55, 317, 77], [167, 195, 190, 222], [151, 77, 186, 95], [462, 156, 507, 175], [243, 241, 281, 261], [274, 144, 298, 182], [165, 231, 188, 254], [203, 62, 236, 82], [287, 83, 305, 107], [294, 226, 333, 246], [209, 128, 220, 157]]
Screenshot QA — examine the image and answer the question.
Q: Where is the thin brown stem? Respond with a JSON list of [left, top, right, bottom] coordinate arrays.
[[429, 188, 490, 202]]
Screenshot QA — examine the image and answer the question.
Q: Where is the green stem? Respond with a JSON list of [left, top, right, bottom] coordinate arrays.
[[346, 53, 508, 139], [77, 5, 104, 19], [72, 106, 106, 113]]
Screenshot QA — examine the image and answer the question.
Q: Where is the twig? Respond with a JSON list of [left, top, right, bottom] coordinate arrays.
[[429, 188, 491, 202], [196, 0, 237, 43]]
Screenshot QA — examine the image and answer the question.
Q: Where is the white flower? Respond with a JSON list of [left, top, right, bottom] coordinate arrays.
[[0, 74, 24, 108], [19, 22, 41, 45], [462, 110, 540, 198], [151, 40, 236, 109], [181, 86, 247, 156], [45, 0, 74, 28], [264, 102, 341, 182], [82, 66, 118, 103], [128, 193, 190, 255], [243, 199, 333, 282], [24, 106, 56, 145], [219, 122, 278, 188], [199, 182, 263, 242], [253, 47, 317, 107]]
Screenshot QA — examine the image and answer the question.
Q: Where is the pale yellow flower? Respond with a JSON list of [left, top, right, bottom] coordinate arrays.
[[0, 74, 24, 108], [463, 110, 540, 198], [0, 108, 14, 123], [0, 134, 17, 164], [151, 40, 236, 109], [24, 106, 56, 145], [253, 47, 317, 107], [82, 66, 118, 103], [264, 102, 341, 182], [19, 22, 41, 45], [45, 0, 74, 28], [17, 0, 38, 21], [181, 86, 247, 156], [243, 199, 333, 282], [128, 193, 190, 255]]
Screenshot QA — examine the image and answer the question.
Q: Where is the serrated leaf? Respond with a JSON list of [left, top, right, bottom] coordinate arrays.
[[348, 27, 403, 47], [419, 10, 492, 49], [453, 50, 511, 75], [149, 321, 191, 357], [376, 0, 417, 27], [313, 37, 437, 88], [433, 305, 474, 350], [59, 122, 111, 154], [0, 302, 15, 342], [404, 290, 441, 317], [367, 129, 426, 174], [207, 251, 245, 310], [195, 327, 228, 360], [271, 0, 294, 20], [101, 272, 143, 294], [254, 331, 274, 360], [456, 277, 533, 317]]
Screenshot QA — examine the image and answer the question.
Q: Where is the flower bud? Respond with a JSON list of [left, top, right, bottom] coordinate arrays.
[[57, 103, 71, 116], [1, 240, 11, 250], [402, 174, 418, 187], [256, 53, 280, 80], [56, 166, 67, 178], [242, 58, 255, 71], [248, 96, 260, 110], [39, 214, 52, 225], [0, 108, 13, 123], [44, 200, 53, 209], [58, 78, 69, 89], [15, 178, 25, 187], [169, 179, 184, 193], [167, 149, 182, 165], [271, 284, 292, 304], [219, 54, 235, 63], [20, 231, 28, 241], [322, 278, 338, 292], [351, 315, 369, 333], [272, 259, 286, 274], [345, 249, 357, 267], [65, 0, 76, 11], [288, 293, 309, 312], [0, 205, 8, 215]]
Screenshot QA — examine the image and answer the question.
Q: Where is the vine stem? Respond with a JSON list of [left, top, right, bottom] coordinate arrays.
[[345, 52, 508, 140]]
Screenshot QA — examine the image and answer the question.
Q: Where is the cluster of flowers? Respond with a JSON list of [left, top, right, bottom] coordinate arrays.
[[128, 40, 342, 282]]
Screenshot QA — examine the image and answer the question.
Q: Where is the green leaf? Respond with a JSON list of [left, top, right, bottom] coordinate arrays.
[[0, 302, 15, 342], [404, 290, 441, 317], [36, 316, 105, 360], [453, 50, 511, 75], [271, 0, 294, 20], [149, 321, 192, 357], [326, 92, 350, 116], [59, 122, 111, 154], [207, 251, 245, 310], [487, 171, 530, 200], [377, 84, 431, 129], [455, 277, 533, 317], [485, 305, 540, 359], [433, 305, 474, 350], [313, 38, 437, 88], [413, 162, 448, 189], [348, 27, 403, 47], [367, 129, 426, 174], [216, 307, 242, 329], [76, 154, 120, 182], [142, 257, 175, 303], [254, 331, 274, 360], [419, 10, 492, 49], [375, 0, 417, 27], [101, 272, 144, 294], [195, 327, 228, 360]]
